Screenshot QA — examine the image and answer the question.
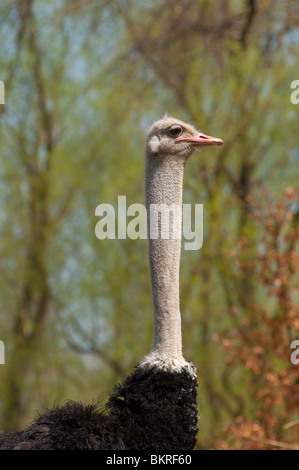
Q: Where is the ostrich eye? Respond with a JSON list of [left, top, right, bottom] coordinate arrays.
[[169, 125, 183, 138]]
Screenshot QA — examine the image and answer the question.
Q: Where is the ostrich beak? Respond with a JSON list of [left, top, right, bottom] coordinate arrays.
[[176, 133, 223, 147]]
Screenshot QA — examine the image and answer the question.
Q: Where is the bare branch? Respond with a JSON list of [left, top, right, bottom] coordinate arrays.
[[233, 432, 299, 450], [239, 0, 256, 48]]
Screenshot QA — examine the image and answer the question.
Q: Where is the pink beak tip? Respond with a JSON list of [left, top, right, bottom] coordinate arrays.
[[177, 133, 223, 146]]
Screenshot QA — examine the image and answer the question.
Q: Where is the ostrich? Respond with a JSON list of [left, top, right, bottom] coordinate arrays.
[[0, 115, 223, 450]]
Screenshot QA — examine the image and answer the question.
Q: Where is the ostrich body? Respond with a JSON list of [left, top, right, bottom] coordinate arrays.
[[0, 116, 222, 450]]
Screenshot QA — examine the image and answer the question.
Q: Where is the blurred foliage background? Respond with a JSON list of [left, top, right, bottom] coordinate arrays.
[[0, 0, 299, 449]]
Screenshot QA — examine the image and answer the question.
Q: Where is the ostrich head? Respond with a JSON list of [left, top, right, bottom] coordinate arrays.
[[146, 115, 223, 160]]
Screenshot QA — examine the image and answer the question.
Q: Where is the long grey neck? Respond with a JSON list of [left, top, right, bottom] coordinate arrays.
[[144, 153, 187, 365]]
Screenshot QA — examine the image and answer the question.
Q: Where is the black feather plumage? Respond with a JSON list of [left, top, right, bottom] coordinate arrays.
[[0, 364, 198, 450]]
